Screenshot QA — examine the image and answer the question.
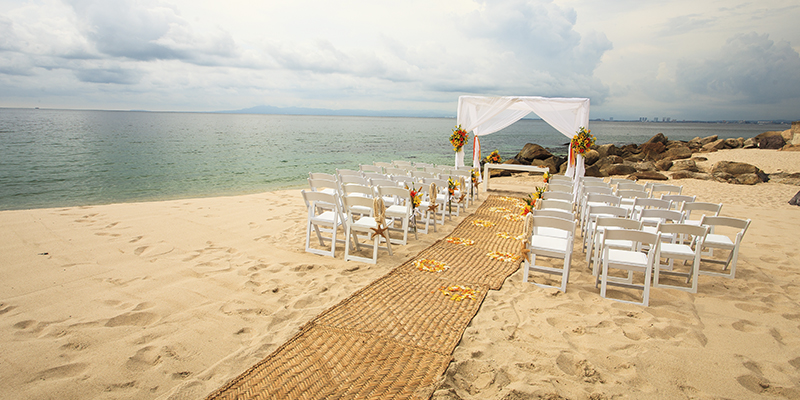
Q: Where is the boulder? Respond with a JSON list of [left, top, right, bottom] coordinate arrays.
[[618, 144, 641, 157], [582, 149, 600, 166], [595, 143, 618, 159], [634, 161, 657, 172], [516, 143, 553, 163], [640, 142, 666, 160], [710, 161, 768, 184], [658, 145, 692, 161], [671, 159, 699, 172], [628, 171, 669, 181], [701, 139, 726, 152], [531, 157, 560, 174], [711, 161, 759, 175], [696, 135, 719, 146], [584, 163, 605, 177], [603, 164, 637, 176], [756, 131, 786, 149], [781, 144, 800, 152], [790, 190, 800, 206], [781, 129, 793, 142], [771, 172, 800, 186], [670, 171, 713, 180], [655, 159, 673, 171], [593, 155, 624, 170], [645, 133, 668, 145], [743, 137, 758, 148]]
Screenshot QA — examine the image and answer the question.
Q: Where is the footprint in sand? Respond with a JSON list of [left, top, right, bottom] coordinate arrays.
[[0, 303, 16, 316], [105, 312, 159, 327], [32, 363, 88, 381]]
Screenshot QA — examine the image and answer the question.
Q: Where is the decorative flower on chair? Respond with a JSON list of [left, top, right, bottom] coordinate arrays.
[[571, 127, 595, 155], [450, 125, 468, 152], [543, 171, 552, 184], [521, 186, 545, 215], [406, 184, 422, 210]]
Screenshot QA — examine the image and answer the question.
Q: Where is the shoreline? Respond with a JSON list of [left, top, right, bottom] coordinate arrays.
[[2, 149, 800, 399]]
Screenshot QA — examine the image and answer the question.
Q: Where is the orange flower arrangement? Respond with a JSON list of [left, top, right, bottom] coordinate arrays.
[[571, 127, 595, 157], [450, 125, 468, 152]]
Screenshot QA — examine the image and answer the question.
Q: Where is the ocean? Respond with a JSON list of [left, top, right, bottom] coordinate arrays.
[[0, 108, 790, 211]]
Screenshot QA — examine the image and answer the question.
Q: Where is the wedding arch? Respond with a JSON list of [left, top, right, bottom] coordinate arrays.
[[454, 95, 591, 181]]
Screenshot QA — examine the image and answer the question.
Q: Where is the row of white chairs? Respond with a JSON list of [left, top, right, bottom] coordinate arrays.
[[522, 177, 750, 305]]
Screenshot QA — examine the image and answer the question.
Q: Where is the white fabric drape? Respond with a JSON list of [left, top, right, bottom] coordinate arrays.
[[455, 95, 590, 185]]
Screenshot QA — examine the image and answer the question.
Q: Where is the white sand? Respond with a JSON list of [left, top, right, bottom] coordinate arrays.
[[1, 149, 800, 399]]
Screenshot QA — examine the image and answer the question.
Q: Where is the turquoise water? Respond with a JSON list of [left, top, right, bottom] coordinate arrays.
[[0, 108, 789, 211]]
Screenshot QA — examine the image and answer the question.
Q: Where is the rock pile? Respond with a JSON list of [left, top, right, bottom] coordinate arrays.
[[496, 122, 800, 185]]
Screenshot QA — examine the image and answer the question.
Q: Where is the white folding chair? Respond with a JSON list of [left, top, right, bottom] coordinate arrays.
[[385, 167, 409, 177], [539, 198, 574, 214], [417, 183, 444, 233], [531, 209, 575, 239], [589, 217, 643, 278], [308, 177, 338, 196], [549, 175, 573, 185], [342, 195, 393, 264], [522, 215, 576, 293], [359, 164, 383, 173], [309, 172, 336, 181], [630, 197, 671, 220], [698, 216, 751, 279], [547, 183, 573, 193], [302, 190, 346, 258], [599, 229, 661, 306], [342, 184, 374, 215], [377, 186, 415, 245], [681, 202, 722, 227], [654, 223, 708, 293], [580, 193, 621, 237], [542, 191, 574, 208], [582, 204, 628, 253]]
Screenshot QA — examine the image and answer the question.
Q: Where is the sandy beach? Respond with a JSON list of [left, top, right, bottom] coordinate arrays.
[[2, 148, 800, 399]]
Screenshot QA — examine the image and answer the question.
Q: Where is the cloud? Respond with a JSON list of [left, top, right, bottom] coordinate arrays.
[[659, 14, 716, 36], [74, 66, 143, 84], [676, 32, 800, 104]]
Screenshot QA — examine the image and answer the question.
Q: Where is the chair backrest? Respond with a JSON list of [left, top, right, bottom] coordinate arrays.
[[392, 160, 413, 169], [302, 190, 341, 220], [414, 162, 434, 169], [585, 193, 622, 207], [539, 199, 574, 213], [615, 180, 644, 191], [424, 166, 447, 175], [309, 172, 335, 181], [595, 216, 643, 231], [532, 216, 577, 238], [336, 168, 362, 177], [342, 183, 374, 198], [448, 169, 471, 179], [374, 161, 393, 169], [411, 171, 436, 180], [360, 164, 382, 173], [370, 178, 397, 188], [660, 194, 696, 210], [681, 202, 722, 221], [547, 183, 573, 193], [581, 176, 606, 184], [603, 228, 661, 250], [650, 183, 682, 197], [639, 208, 684, 224], [385, 167, 409, 176], [363, 172, 388, 180], [533, 208, 574, 220], [582, 186, 614, 196], [617, 188, 649, 200], [700, 215, 751, 234], [586, 204, 628, 219], [542, 191, 573, 202], [308, 177, 337, 192], [632, 197, 671, 211], [342, 194, 375, 220], [549, 175, 573, 184], [378, 185, 412, 209], [339, 174, 369, 187], [656, 222, 708, 245]]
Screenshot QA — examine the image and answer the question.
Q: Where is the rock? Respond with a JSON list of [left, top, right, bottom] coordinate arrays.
[[711, 161, 759, 175], [743, 137, 758, 148], [584, 164, 605, 177], [697, 135, 719, 146], [596, 144, 618, 159], [781, 129, 793, 142], [724, 138, 743, 149], [736, 173, 764, 185], [670, 171, 713, 180], [790, 190, 800, 206], [634, 161, 657, 172], [582, 149, 600, 166], [658, 145, 692, 161], [756, 131, 786, 149], [617, 144, 641, 158], [593, 155, 624, 170], [628, 171, 669, 181], [701, 139, 726, 152], [559, 162, 568, 174], [670, 159, 699, 172], [531, 156, 560, 174], [644, 133, 668, 145], [640, 142, 666, 160], [516, 143, 553, 163], [772, 173, 800, 186], [602, 164, 637, 176], [655, 159, 673, 171], [780, 144, 800, 152]]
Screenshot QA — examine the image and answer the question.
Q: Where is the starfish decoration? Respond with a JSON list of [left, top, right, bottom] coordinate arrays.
[[519, 241, 531, 263], [457, 194, 467, 204], [427, 203, 439, 213], [370, 223, 388, 240]]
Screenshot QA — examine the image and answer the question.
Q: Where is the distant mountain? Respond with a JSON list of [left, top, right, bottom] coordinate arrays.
[[216, 105, 454, 118]]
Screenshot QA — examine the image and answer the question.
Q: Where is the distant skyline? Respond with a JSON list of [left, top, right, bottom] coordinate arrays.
[[1, 0, 798, 121]]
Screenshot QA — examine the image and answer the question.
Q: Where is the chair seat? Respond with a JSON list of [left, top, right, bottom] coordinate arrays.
[[320, 188, 337, 196], [385, 204, 408, 215], [312, 211, 338, 224], [660, 242, 694, 258], [704, 233, 734, 248], [352, 216, 379, 229], [606, 249, 648, 266]]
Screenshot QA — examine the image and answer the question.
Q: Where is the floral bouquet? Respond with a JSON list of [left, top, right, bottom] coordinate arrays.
[[543, 171, 551, 184], [484, 150, 502, 164], [570, 127, 595, 164], [521, 186, 546, 215], [447, 177, 459, 214], [470, 169, 479, 198], [450, 124, 468, 152], [407, 184, 422, 210]]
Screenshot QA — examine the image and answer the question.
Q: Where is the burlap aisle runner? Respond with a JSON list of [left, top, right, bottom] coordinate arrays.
[[205, 195, 526, 400]]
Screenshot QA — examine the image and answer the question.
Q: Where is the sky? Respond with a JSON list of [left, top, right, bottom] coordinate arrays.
[[1, 0, 799, 121]]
